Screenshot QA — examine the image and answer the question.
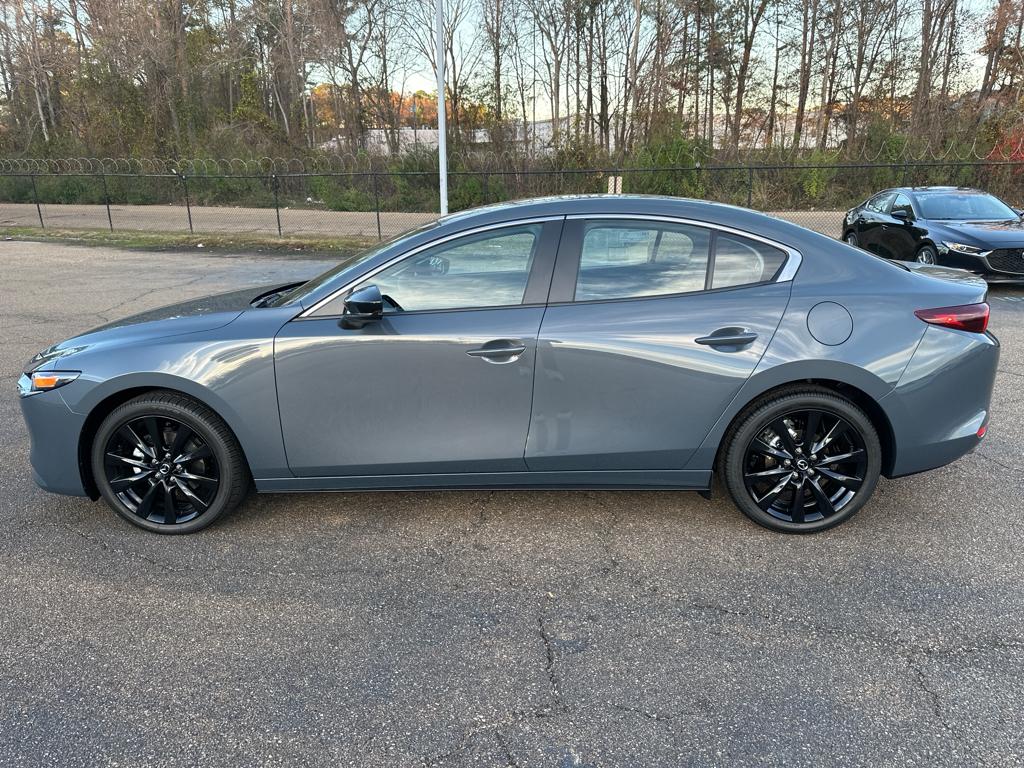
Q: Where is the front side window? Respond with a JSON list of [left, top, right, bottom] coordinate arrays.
[[866, 191, 896, 213], [891, 194, 915, 219], [575, 222, 711, 301], [711, 233, 788, 289], [349, 224, 541, 312]]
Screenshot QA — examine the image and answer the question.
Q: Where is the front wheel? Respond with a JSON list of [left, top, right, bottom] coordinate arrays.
[[915, 245, 938, 265], [91, 392, 250, 533], [844, 231, 859, 248], [721, 389, 881, 533]]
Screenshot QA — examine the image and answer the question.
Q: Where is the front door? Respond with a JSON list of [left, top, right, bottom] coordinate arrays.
[[526, 218, 792, 472], [275, 220, 561, 477], [878, 192, 919, 260]]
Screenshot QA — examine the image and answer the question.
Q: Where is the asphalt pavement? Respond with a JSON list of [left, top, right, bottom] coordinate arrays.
[[1, 241, 1023, 767]]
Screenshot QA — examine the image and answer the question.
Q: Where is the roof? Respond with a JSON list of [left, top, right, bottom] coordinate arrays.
[[428, 193, 839, 257], [904, 186, 984, 194]]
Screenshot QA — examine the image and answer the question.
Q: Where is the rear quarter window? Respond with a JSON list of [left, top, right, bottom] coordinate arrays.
[[711, 233, 788, 289]]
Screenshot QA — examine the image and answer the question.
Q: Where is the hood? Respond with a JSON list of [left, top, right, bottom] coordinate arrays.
[[28, 282, 299, 369], [931, 218, 1024, 247]]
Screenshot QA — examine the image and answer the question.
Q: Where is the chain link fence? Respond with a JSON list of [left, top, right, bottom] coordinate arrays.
[[1, 160, 1021, 243]]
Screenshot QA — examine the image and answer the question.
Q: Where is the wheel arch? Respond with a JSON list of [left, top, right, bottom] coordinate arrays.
[[691, 366, 898, 479], [76, 379, 256, 500]]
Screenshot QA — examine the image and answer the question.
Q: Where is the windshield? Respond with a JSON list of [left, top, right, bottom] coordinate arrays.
[[916, 191, 1017, 221], [266, 220, 439, 307]]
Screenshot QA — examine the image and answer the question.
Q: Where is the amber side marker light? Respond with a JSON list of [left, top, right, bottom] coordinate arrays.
[[914, 303, 989, 334], [30, 371, 80, 392]]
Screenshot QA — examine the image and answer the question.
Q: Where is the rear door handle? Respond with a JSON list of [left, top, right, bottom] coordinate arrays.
[[466, 340, 528, 363], [695, 329, 759, 347]]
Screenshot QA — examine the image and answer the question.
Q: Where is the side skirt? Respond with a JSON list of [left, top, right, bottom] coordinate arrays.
[[255, 469, 712, 493]]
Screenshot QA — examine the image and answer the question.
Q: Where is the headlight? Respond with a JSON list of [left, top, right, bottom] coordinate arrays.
[[28, 371, 80, 392], [941, 241, 984, 256], [24, 345, 85, 373]]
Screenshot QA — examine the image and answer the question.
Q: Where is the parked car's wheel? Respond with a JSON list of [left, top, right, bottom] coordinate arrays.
[[844, 231, 859, 248], [721, 388, 881, 533], [915, 244, 938, 265], [91, 391, 250, 533]]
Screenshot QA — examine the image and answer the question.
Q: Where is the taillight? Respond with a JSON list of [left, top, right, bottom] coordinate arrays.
[[914, 303, 989, 333]]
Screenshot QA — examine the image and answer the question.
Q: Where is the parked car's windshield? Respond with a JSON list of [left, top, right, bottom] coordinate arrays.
[[916, 191, 1017, 221], [266, 221, 439, 307]]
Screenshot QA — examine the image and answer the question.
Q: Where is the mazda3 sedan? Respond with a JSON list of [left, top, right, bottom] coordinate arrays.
[[20, 196, 998, 534], [842, 186, 1024, 280]]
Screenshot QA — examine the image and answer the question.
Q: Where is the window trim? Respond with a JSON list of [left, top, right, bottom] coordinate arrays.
[[550, 214, 801, 305], [296, 216, 564, 319]]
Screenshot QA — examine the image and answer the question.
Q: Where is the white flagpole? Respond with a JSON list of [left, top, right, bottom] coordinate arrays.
[[435, 0, 449, 215]]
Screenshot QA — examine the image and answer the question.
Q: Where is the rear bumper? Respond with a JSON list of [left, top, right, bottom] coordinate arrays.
[[18, 377, 89, 497], [882, 326, 999, 478]]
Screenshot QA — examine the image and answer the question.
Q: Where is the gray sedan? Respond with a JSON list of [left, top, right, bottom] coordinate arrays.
[[18, 196, 999, 534]]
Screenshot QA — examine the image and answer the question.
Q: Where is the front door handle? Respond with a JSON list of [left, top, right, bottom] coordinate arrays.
[[695, 328, 759, 348], [466, 340, 528, 363]]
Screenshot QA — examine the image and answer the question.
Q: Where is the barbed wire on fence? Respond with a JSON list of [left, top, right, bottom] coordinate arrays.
[[2, 122, 1024, 178]]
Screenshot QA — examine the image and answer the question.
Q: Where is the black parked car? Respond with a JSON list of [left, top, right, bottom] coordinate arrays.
[[842, 187, 1024, 281]]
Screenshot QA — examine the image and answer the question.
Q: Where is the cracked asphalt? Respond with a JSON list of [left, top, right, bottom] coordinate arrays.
[[2, 240, 1024, 767]]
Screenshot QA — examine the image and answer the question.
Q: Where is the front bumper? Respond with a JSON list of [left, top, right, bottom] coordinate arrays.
[[18, 376, 89, 496], [938, 247, 1024, 282]]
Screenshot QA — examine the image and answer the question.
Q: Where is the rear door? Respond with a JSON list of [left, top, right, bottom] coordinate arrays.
[[525, 217, 794, 472]]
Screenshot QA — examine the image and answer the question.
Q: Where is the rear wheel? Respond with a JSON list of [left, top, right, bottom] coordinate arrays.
[[721, 389, 881, 533], [91, 392, 250, 533]]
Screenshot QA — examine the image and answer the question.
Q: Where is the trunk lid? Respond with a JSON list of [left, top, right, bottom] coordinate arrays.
[[901, 262, 988, 304]]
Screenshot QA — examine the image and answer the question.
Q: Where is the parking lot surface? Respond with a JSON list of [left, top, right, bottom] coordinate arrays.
[[2, 241, 1023, 767]]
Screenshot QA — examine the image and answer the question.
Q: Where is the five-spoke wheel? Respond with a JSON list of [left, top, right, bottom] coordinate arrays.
[[723, 389, 881, 533], [92, 392, 249, 533]]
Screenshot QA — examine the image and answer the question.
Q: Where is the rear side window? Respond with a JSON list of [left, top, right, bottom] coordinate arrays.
[[711, 233, 788, 289], [575, 222, 711, 301]]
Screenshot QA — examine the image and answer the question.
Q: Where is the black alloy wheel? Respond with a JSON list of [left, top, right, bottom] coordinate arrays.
[[722, 389, 881, 533], [103, 416, 219, 525], [92, 392, 249, 533], [742, 409, 867, 524]]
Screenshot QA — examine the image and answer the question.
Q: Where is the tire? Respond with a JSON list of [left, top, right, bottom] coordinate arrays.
[[915, 244, 938, 265], [91, 391, 250, 534], [843, 231, 859, 248], [720, 388, 881, 534]]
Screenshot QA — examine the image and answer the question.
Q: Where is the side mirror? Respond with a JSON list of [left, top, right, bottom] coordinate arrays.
[[341, 284, 383, 329], [892, 209, 911, 221], [1014, 208, 1024, 218]]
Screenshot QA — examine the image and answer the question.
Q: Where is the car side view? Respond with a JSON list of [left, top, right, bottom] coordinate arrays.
[[19, 195, 999, 534], [842, 186, 1024, 281]]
